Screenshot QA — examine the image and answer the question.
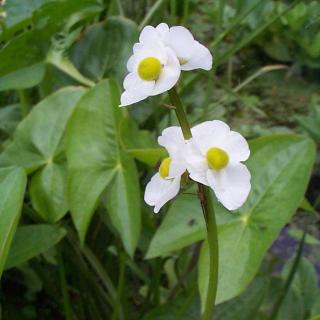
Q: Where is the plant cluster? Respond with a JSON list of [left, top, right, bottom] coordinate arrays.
[[0, 1, 319, 320]]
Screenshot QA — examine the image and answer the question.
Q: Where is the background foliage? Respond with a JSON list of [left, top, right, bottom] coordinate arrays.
[[0, 0, 319, 319]]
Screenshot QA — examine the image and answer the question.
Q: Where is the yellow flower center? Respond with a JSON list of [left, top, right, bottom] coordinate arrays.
[[138, 57, 162, 81], [159, 157, 172, 178], [206, 147, 229, 170]]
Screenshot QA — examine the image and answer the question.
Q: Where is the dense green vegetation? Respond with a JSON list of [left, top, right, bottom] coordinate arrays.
[[0, 0, 319, 319]]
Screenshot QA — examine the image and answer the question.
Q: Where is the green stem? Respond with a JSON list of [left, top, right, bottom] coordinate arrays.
[[199, 185, 218, 320], [139, 0, 167, 31], [18, 90, 31, 118], [116, 0, 124, 16], [66, 231, 123, 319], [269, 231, 306, 319], [111, 252, 126, 320], [168, 87, 192, 139], [58, 246, 73, 320], [168, 86, 219, 320]]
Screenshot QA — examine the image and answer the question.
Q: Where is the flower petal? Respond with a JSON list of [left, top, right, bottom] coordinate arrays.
[[156, 23, 169, 39], [158, 126, 185, 155], [127, 54, 136, 72], [123, 72, 155, 92], [182, 41, 212, 71], [206, 163, 251, 210], [120, 73, 155, 106], [134, 41, 168, 66], [224, 131, 250, 162], [191, 120, 230, 154], [120, 91, 148, 107], [165, 26, 195, 61], [139, 25, 158, 43], [185, 141, 208, 185], [144, 173, 181, 213], [151, 48, 180, 96], [169, 156, 186, 178]]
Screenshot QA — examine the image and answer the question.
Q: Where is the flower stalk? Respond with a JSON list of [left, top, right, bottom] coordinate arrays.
[[168, 87, 192, 139], [198, 184, 219, 320], [168, 86, 218, 320]]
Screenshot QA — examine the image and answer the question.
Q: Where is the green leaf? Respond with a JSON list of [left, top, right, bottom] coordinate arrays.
[[2, 0, 54, 37], [5, 224, 66, 269], [288, 228, 320, 245], [71, 17, 138, 82], [146, 190, 205, 259], [142, 289, 200, 320], [67, 80, 141, 255], [0, 0, 103, 89], [215, 277, 269, 320], [275, 287, 304, 320], [128, 148, 168, 167], [121, 116, 167, 166], [261, 272, 315, 320], [0, 87, 85, 172], [0, 104, 21, 136], [0, 63, 46, 92], [0, 31, 45, 80], [0, 167, 27, 278], [199, 134, 315, 304], [106, 150, 141, 257], [0, 87, 86, 222], [29, 162, 69, 223], [282, 257, 319, 315], [299, 197, 319, 215], [66, 80, 120, 243]]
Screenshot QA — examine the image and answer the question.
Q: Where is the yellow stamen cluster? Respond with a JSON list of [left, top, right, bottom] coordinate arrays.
[[206, 147, 229, 170], [159, 157, 172, 178], [138, 57, 162, 81]]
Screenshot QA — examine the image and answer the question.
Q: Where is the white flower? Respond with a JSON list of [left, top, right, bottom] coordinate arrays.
[[120, 26, 181, 107], [155, 23, 212, 71], [144, 127, 187, 213], [186, 120, 251, 210]]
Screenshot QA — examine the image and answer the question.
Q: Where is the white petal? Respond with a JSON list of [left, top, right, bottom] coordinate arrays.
[[144, 173, 181, 213], [156, 23, 169, 39], [206, 163, 251, 211], [127, 54, 137, 72], [139, 25, 158, 43], [185, 141, 208, 185], [133, 42, 143, 53], [191, 120, 230, 154], [134, 41, 168, 66], [123, 72, 155, 95], [123, 72, 138, 90], [169, 156, 186, 178], [120, 74, 155, 106], [181, 41, 212, 71], [192, 120, 230, 138], [120, 91, 148, 107], [158, 126, 185, 155], [151, 48, 180, 96], [224, 131, 250, 162], [189, 172, 208, 186], [166, 26, 195, 62]]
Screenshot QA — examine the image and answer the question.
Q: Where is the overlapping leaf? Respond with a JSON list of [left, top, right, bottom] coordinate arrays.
[[66, 80, 141, 256], [0, 167, 27, 278], [0, 0, 103, 91], [71, 17, 138, 82], [0, 87, 86, 222], [5, 224, 66, 269]]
